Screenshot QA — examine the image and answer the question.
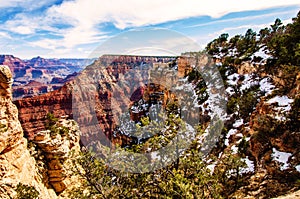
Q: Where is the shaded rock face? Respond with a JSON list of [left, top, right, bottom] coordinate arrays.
[[0, 65, 13, 99], [0, 65, 57, 199]]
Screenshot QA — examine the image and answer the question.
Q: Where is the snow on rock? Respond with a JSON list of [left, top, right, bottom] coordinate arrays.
[[271, 148, 292, 170], [259, 77, 275, 96], [227, 73, 240, 86], [206, 160, 217, 174], [225, 129, 238, 146], [216, 62, 222, 66], [267, 96, 293, 107], [240, 73, 259, 92], [266, 96, 294, 121], [233, 119, 243, 128], [295, 165, 300, 172], [227, 129, 238, 138], [251, 48, 271, 60], [231, 145, 239, 154], [227, 73, 260, 93], [241, 156, 255, 173], [226, 87, 235, 96], [224, 139, 229, 146]]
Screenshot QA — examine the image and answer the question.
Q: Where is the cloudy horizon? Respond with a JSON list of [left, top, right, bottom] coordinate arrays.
[[0, 0, 299, 59]]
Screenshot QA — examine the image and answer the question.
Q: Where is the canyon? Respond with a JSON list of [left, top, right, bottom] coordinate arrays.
[[14, 55, 191, 145], [0, 55, 92, 99], [0, 52, 299, 198]]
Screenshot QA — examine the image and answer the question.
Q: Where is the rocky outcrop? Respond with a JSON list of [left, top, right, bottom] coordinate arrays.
[[0, 55, 27, 78], [0, 65, 21, 152], [275, 190, 300, 199], [33, 118, 81, 193], [0, 65, 57, 198], [13, 80, 49, 99]]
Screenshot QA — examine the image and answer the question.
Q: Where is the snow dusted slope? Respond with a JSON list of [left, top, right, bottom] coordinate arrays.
[[194, 60, 300, 198]]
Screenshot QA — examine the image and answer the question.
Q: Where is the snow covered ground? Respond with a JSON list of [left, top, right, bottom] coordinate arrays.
[[241, 156, 255, 173], [266, 96, 294, 121], [259, 77, 275, 96], [271, 148, 292, 170]]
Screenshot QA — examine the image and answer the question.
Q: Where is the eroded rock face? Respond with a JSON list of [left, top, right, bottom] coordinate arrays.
[[14, 83, 73, 139], [0, 65, 23, 154], [0, 65, 13, 98], [14, 55, 189, 147], [0, 65, 57, 198], [33, 119, 81, 193]]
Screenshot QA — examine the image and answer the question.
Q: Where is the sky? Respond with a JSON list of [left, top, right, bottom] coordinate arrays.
[[0, 0, 299, 59]]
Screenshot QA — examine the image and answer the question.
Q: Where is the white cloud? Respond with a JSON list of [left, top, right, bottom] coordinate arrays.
[[13, 26, 35, 34], [0, 32, 12, 39], [0, 0, 59, 10], [3, 13, 51, 35], [0, 0, 24, 7], [1, 0, 299, 57], [30, 38, 58, 50], [42, 0, 300, 52], [49, 0, 300, 28], [187, 9, 298, 28]]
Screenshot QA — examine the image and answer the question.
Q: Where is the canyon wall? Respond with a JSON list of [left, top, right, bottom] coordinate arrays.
[[0, 65, 57, 198], [0, 65, 82, 198], [14, 55, 190, 147]]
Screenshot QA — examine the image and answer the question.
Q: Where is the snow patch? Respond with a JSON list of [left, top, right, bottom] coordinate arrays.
[[240, 74, 259, 92], [231, 145, 238, 154], [227, 73, 240, 86], [271, 148, 292, 170], [226, 87, 235, 96], [241, 156, 255, 173], [225, 129, 238, 146], [267, 96, 294, 121], [207, 161, 217, 174], [233, 119, 243, 128], [259, 77, 275, 96], [252, 48, 271, 60], [295, 165, 300, 172], [227, 129, 238, 138], [267, 96, 293, 107]]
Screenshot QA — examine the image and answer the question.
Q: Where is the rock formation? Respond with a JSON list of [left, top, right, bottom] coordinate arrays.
[[0, 65, 81, 198], [33, 118, 81, 193], [0, 65, 57, 198]]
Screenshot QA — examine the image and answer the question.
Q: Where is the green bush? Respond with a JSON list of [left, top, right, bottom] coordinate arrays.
[[288, 96, 300, 131], [0, 123, 7, 133], [45, 113, 69, 137], [15, 183, 39, 199], [227, 96, 239, 114], [238, 90, 258, 120]]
